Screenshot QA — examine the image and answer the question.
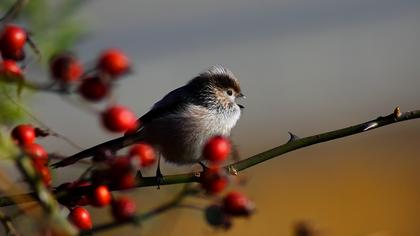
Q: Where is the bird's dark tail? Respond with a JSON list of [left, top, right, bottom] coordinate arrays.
[[51, 133, 144, 168]]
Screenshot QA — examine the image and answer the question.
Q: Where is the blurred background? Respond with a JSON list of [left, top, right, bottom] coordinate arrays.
[[2, 0, 420, 235]]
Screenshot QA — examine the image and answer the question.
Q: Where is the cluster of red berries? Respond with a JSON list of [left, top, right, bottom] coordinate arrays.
[[49, 49, 138, 133], [200, 136, 255, 229], [11, 124, 51, 186], [201, 136, 232, 194], [1, 22, 137, 134], [65, 184, 137, 230], [64, 183, 137, 230], [0, 24, 27, 80], [205, 191, 255, 230], [60, 143, 156, 230], [90, 143, 156, 189]]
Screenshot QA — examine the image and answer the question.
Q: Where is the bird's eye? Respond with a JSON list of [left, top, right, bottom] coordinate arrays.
[[226, 89, 233, 96]]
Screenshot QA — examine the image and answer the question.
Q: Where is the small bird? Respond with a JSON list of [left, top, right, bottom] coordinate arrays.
[[52, 65, 244, 171]]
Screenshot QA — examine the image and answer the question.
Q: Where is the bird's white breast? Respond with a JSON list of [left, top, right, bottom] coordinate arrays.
[[143, 104, 241, 164]]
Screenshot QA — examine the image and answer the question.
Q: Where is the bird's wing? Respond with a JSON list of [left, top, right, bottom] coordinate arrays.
[[136, 86, 190, 126], [53, 87, 190, 168]]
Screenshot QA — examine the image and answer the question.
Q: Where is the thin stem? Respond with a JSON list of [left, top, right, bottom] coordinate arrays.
[[3, 90, 83, 150], [80, 185, 193, 235], [0, 211, 20, 236], [0, 0, 28, 22]]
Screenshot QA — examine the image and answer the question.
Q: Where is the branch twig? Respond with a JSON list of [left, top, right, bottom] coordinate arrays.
[[0, 211, 20, 236], [0, 107, 419, 207], [0, 0, 28, 22], [79, 185, 195, 235]]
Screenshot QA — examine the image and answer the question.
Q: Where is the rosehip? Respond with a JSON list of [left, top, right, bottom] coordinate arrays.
[[222, 191, 255, 217], [68, 207, 92, 230], [37, 165, 52, 187], [69, 180, 91, 206], [50, 53, 83, 82], [0, 25, 27, 51], [205, 205, 232, 230], [78, 76, 109, 101], [11, 124, 36, 145], [0, 60, 23, 79], [201, 167, 228, 194], [115, 172, 136, 189], [102, 105, 137, 132], [111, 156, 135, 175], [203, 136, 231, 163], [90, 170, 109, 186], [129, 143, 156, 167], [109, 156, 137, 189], [1, 47, 25, 61], [97, 49, 130, 77], [88, 185, 112, 207], [23, 143, 48, 166], [111, 196, 136, 221]]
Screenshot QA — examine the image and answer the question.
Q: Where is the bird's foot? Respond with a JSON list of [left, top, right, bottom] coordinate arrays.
[[199, 161, 209, 171]]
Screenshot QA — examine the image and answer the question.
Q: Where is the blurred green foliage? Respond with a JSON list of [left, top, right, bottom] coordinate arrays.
[[0, 0, 86, 125], [0, 0, 86, 158], [0, 0, 86, 61]]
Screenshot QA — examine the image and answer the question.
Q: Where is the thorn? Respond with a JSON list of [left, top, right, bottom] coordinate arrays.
[[287, 132, 300, 143], [136, 170, 143, 179], [393, 106, 402, 119], [228, 166, 238, 176], [363, 122, 378, 131]]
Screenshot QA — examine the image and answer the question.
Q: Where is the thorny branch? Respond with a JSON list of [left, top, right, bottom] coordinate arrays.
[[0, 107, 419, 207]]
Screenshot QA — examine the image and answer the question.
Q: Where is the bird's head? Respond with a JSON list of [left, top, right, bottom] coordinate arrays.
[[188, 66, 245, 110]]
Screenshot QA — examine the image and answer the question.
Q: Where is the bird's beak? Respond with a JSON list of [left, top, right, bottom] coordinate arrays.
[[237, 93, 245, 109]]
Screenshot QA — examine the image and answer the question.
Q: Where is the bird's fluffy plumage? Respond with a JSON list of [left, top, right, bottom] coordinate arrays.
[[51, 65, 242, 168], [137, 65, 242, 164]]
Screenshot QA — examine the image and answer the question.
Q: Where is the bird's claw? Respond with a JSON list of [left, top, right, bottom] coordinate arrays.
[[199, 161, 209, 171]]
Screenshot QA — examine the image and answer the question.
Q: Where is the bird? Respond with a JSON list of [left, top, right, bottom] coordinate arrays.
[[51, 65, 245, 173]]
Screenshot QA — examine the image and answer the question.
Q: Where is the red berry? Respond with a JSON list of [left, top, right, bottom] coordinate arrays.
[[129, 143, 156, 167], [0, 25, 27, 51], [0, 60, 23, 79], [97, 49, 130, 77], [11, 124, 36, 145], [37, 166, 52, 187], [69, 180, 91, 206], [109, 156, 137, 189], [111, 156, 134, 175], [90, 169, 110, 185], [203, 136, 231, 163], [89, 185, 112, 207], [50, 53, 83, 82], [23, 143, 48, 166], [102, 105, 137, 132], [1, 47, 25, 61], [68, 207, 92, 230], [111, 196, 136, 221], [201, 167, 229, 195], [78, 76, 109, 101], [115, 172, 136, 189], [222, 191, 255, 217], [205, 205, 232, 230]]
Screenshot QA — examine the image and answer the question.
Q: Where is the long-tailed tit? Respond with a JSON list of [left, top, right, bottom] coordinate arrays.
[[52, 65, 244, 169]]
